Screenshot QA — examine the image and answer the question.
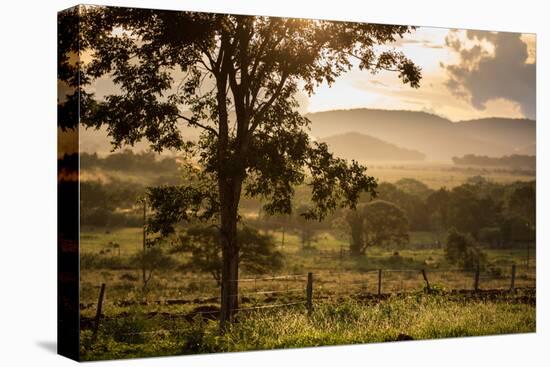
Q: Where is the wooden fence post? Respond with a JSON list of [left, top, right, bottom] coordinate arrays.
[[92, 283, 106, 342], [306, 272, 313, 315], [510, 264, 516, 292], [377, 269, 382, 296], [421, 269, 430, 291], [474, 265, 480, 292]]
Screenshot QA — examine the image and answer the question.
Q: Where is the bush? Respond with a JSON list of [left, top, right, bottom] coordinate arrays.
[[102, 310, 147, 344], [445, 229, 487, 270]]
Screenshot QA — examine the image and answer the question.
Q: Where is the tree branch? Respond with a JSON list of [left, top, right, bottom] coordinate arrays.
[[249, 71, 290, 134], [177, 113, 219, 136]]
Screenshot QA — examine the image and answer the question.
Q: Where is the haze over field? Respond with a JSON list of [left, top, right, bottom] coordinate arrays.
[[308, 109, 535, 161], [80, 108, 536, 163]]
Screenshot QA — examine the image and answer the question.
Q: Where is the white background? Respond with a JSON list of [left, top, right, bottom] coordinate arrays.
[[0, 0, 547, 365]]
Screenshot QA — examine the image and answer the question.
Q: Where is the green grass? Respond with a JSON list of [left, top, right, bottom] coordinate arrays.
[[81, 227, 143, 255], [80, 291, 535, 361], [79, 226, 536, 361]]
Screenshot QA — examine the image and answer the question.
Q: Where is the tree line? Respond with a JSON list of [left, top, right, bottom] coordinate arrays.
[[452, 154, 535, 169]]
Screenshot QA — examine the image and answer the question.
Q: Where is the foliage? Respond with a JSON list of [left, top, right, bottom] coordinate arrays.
[[102, 308, 148, 344], [444, 229, 487, 270], [376, 182, 429, 230], [294, 205, 321, 248], [426, 187, 450, 233], [172, 226, 284, 284], [363, 200, 409, 250], [65, 7, 424, 226], [344, 207, 365, 255], [341, 200, 409, 255], [80, 180, 144, 227], [394, 178, 432, 200], [81, 150, 180, 174], [446, 185, 501, 238], [508, 184, 536, 229]]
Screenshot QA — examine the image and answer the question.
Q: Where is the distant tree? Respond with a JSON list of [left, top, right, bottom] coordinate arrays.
[[447, 185, 501, 238], [500, 214, 534, 244], [508, 184, 536, 232], [172, 226, 283, 285], [465, 175, 489, 186], [444, 229, 487, 270], [453, 154, 535, 169], [394, 178, 433, 200], [377, 182, 429, 230], [267, 213, 291, 249], [344, 207, 365, 255], [426, 187, 451, 242], [63, 7, 421, 329], [295, 205, 319, 249], [130, 246, 177, 290], [361, 200, 409, 254]]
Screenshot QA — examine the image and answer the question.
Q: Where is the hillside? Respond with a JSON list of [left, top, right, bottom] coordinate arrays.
[[306, 109, 536, 161], [321, 132, 426, 162], [78, 108, 536, 162]]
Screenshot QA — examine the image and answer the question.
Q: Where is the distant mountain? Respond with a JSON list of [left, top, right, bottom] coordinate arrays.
[[78, 108, 536, 162], [306, 109, 536, 161], [321, 132, 425, 162]]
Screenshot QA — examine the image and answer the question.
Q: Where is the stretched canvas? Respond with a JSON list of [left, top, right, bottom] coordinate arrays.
[[58, 4, 536, 361]]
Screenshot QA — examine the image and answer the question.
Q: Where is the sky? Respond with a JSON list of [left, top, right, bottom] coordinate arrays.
[[83, 22, 536, 123], [304, 27, 536, 121]]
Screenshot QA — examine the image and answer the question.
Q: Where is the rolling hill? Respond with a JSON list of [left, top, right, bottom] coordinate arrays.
[[321, 132, 426, 162], [78, 108, 536, 162], [306, 109, 535, 161]]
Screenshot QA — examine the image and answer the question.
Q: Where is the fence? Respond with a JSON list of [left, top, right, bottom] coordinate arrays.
[[84, 263, 535, 340]]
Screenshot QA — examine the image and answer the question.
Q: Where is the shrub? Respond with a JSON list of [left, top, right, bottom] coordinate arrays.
[[102, 309, 148, 344], [445, 229, 487, 270]]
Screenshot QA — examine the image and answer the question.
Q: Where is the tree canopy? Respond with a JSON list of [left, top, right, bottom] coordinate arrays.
[[171, 225, 284, 285]]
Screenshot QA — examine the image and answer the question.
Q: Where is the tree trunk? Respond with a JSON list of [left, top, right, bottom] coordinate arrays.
[[219, 177, 242, 332]]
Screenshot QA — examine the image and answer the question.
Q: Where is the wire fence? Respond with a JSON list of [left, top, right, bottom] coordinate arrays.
[[82, 265, 535, 340]]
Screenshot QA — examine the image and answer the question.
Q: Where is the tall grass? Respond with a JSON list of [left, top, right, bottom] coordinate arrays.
[[80, 292, 535, 361]]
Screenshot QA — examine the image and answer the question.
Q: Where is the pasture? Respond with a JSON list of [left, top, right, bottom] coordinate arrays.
[[79, 227, 536, 360]]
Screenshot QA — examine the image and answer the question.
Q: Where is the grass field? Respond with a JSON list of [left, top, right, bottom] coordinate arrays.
[[79, 225, 536, 361], [79, 290, 535, 361]]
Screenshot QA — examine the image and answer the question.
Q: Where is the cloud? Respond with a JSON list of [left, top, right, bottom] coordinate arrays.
[[392, 38, 444, 49], [443, 30, 536, 119]]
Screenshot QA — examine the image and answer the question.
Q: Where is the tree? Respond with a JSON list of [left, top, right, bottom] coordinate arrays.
[[61, 6, 422, 329], [444, 229, 487, 270], [295, 204, 319, 249], [426, 187, 450, 243], [447, 185, 501, 238], [508, 183, 535, 232], [361, 200, 409, 254], [130, 246, 176, 290], [376, 182, 430, 230], [343, 207, 365, 255], [394, 178, 433, 200], [172, 225, 283, 285]]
